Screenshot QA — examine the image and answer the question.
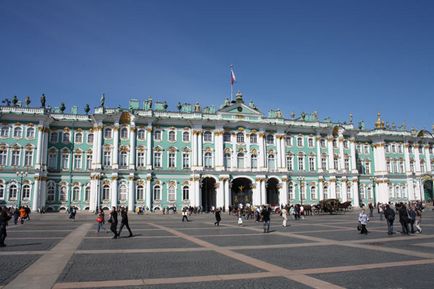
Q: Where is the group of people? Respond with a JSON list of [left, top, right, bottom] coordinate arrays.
[[0, 206, 32, 247], [358, 202, 423, 235], [96, 207, 133, 239]]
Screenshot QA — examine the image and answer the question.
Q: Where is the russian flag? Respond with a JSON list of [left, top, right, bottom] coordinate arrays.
[[230, 67, 236, 85]]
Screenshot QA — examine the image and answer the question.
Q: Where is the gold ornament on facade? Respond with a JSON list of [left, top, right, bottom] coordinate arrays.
[[120, 112, 131, 124], [111, 176, 118, 181]]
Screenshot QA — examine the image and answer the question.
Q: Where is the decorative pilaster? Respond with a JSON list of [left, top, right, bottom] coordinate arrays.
[[128, 174, 134, 211], [258, 132, 266, 170], [215, 130, 224, 170], [146, 127, 152, 169], [280, 176, 288, 205], [129, 126, 136, 170], [327, 135, 334, 172], [145, 174, 152, 210], [349, 137, 357, 173], [316, 135, 322, 173], [112, 124, 119, 169], [352, 178, 360, 207], [111, 174, 118, 208]]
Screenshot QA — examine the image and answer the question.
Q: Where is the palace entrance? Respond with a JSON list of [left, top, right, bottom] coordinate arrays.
[[231, 178, 253, 207], [201, 177, 216, 212], [266, 178, 280, 206]]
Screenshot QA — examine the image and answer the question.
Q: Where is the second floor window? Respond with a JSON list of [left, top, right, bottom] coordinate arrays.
[[137, 152, 145, 167], [286, 155, 293, 171], [24, 151, 33, 166], [103, 151, 111, 166], [74, 154, 82, 169], [204, 152, 212, 168], [154, 152, 161, 168], [251, 154, 257, 169], [120, 152, 128, 167], [183, 153, 190, 168], [11, 150, 20, 166], [0, 150, 6, 166], [168, 152, 176, 168], [250, 134, 257, 144]]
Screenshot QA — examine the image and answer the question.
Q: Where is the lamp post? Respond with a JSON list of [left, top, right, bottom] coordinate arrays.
[[16, 170, 28, 208], [369, 177, 376, 204], [297, 177, 305, 205]]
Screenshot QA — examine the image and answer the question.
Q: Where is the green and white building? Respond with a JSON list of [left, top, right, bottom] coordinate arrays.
[[0, 93, 433, 212]]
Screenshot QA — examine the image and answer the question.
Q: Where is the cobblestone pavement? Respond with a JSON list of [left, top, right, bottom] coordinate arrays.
[[1, 208, 433, 289]]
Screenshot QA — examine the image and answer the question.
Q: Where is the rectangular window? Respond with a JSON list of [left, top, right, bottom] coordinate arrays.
[[286, 155, 293, 171], [62, 154, 69, 169], [103, 151, 111, 167], [298, 156, 304, 171], [251, 155, 257, 169], [154, 130, 161, 141], [48, 153, 57, 169], [308, 138, 313, 147], [0, 126, 9, 137], [24, 151, 33, 166], [182, 153, 190, 168], [320, 139, 326, 148], [11, 151, 20, 166], [334, 157, 339, 170], [154, 152, 161, 168], [168, 152, 176, 168], [297, 137, 303, 147], [0, 150, 7, 166], [74, 154, 82, 170], [321, 157, 327, 169], [344, 158, 349, 170], [50, 132, 58, 143], [86, 154, 92, 169], [137, 152, 145, 167], [308, 157, 315, 171]]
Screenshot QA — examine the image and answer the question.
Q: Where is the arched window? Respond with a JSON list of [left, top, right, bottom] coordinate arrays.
[[102, 185, 110, 200], [72, 186, 80, 201], [26, 127, 35, 138], [236, 132, 244, 143], [22, 184, 31, 200], [47, 182, 55, 201], [168, 185, 176, 201], [224, 153, 231, 168], [204, 152, 212, 168], [137, 129, 145, 140], [268, 154, 275, 169], [9, 184, 17, 199], [60, 186, 67, 202], [85, 186, 90, 202], [63, 132, 70, 143], [120, 127, 128, 139], [310, 186, 316, 200], [136, 185, 144, 201], [119, 184, 127, 201], [75, 132, 83, 143], [203, 131, 212, 142], [237, 153, 244, 168], [0, 126, 9, 137], [250, 133, 257, 144], [297, 137, 303, 147], [183, 186, 189, 200], [266, 134, 274, 144], [182, 131, 190, 142], [104, 128, 112, 139], [168, 131, 176, 142], [154, 130, 161, 141], [153, 185, 161, 200], [13, 127, 22, 138]]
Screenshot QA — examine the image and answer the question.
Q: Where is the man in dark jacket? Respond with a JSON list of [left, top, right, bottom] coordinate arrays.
[[0, 207, 12, 247], [398, 203, 409, 235], [383, 204, 395, 235], [109, 207, 119, 239], [118, 207, 133, 237], [261, 206, 271, 233]]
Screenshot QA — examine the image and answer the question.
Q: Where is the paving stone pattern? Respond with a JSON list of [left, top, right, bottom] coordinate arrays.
[[0, 208, 433, 289]]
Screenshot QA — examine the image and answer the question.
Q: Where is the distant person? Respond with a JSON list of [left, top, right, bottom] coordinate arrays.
[[118, 207, 133, 237], [181, 208, 189, 222], [96, 208, 106, 233], [358, 209, 369, 235], [281, 206, 289, 227], [0, 207, 12, 247], [383, 204, 395, 235], [109, 207, 118, 239], [398, 203, 410, 235], [415, 207, 422, 233], [214, 208, 221, 226], [261, 205, 271, 233]]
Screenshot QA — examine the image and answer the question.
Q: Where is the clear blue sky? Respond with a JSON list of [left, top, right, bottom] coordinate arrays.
[[1, 0, 433, 130]]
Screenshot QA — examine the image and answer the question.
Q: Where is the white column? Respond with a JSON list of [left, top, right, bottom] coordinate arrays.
[[192, 131, 197, 168], [216, 178, 224, 209], [329, 178, 336, 198], [339, 135, 345, 172], [404, 143, 411, 173], [342, 180, 347, 202], [224, 178, 230, 211], [92, 126, 102, 169], [89, 176, 97, 212], [352, 179, 360, 207], [231, 134, 237, 170], [373, 142, 387, 175], [276, 135, 282, 169], [414, 144, 421, 172], [111, 176, 118, 208], [261, 179, 266, 205], [35, 126, 44, 170], [113, 125, 119, 169], [128, 176, 134, 211], [145, 175, 151, 210], [39, 178, 47, 210], [215, 130, 224, 170], [253, 177, 261, 205], [259, 132, 266, 169], [319, 179, 324, 201], [316, 135, 322, 173], [246, 133, 251, 170], [195, 177, 200, 207], [280, 178, 288, 205], [129, 126, 136, 170], [197, 131, 203, 168], [146, 127, 152, 169], [41, 129, 49, 169], [425, 144, 431, 172], [327, 136, 334, 172], [350, 138, 357, 173], [32, 177, 40, 211]]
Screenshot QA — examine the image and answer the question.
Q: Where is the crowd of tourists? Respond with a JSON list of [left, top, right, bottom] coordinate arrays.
[[0, 206, 32, 247]]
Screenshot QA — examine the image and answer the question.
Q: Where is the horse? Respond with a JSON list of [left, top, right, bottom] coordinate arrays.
[[302, 204, 312, 216]]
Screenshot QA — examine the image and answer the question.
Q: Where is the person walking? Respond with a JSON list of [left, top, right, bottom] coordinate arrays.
[[118, 207, 133, 237], [261, 205, 271, 233], [214, 208, 221, 226], [358, 209, 369, 235], [96, 208, 106, 233], [13, 207, 19, 225], [0, 207, 12, 247], [368, 203, 374, 218], [408, 205, 417, 234], [281, 206, 289, 227], [109, 207, 118, 239], [384, 204, 395, 235], [398, 203, 410, 235], [19, 206, 27, 224], [181, 208, 189, 222]]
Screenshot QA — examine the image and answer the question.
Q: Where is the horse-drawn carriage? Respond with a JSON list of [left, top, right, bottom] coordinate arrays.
[[310, 199, 352, 215]]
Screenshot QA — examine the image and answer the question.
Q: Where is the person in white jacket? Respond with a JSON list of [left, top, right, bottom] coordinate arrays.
[[358, 209, 369, 235]]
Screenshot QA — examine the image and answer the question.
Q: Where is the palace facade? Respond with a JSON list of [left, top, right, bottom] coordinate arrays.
[[0, 93, 433, 212]]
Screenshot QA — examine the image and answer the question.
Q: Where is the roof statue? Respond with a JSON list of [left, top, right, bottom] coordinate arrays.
[[40, 94, 46, 108], [375, 112, 385, 129], [100, 94, 105, 107]]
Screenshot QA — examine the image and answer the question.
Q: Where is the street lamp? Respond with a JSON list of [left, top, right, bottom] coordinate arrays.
[[297, 177, 305, 205], [369, 177, 376, 204], [16, 170, 28, 208]]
